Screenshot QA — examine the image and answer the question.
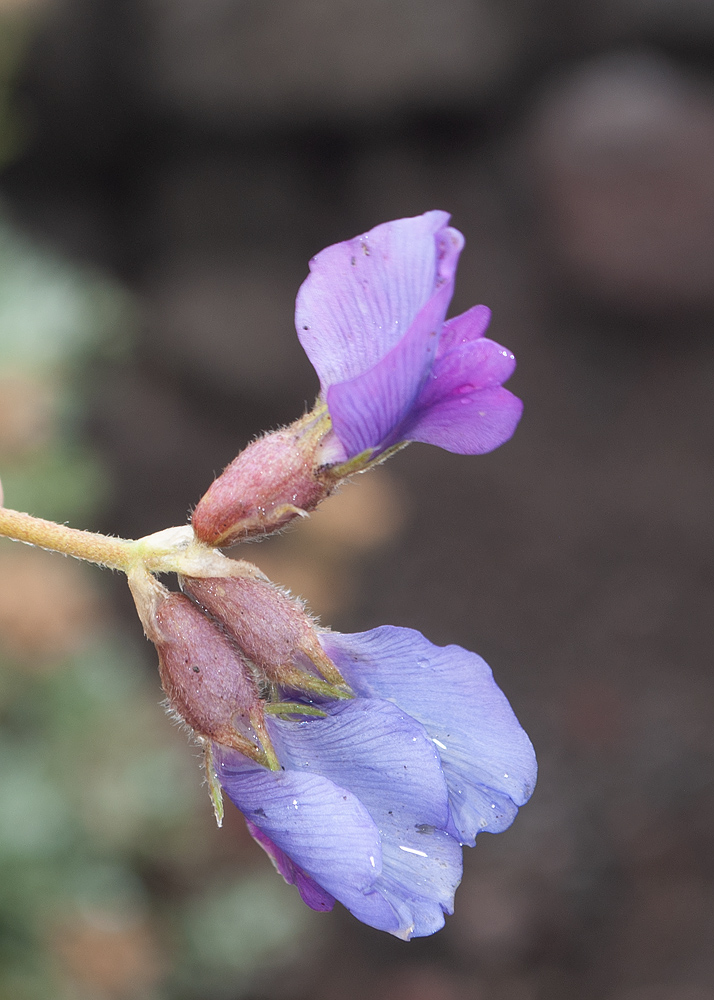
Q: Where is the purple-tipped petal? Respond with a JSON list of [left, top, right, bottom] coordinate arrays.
[[428, 309, 516, 398], [321, 627, 537, 847], [402, 314, 523, 454], [296, 212, 462, 389], [267, 700, 462, 938], [406, 385, 523, 455], [246, 821, 336, 911], [435, 304, 493, 356]]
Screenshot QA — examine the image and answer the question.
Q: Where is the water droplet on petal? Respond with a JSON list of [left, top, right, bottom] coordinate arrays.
[[399, 845, 428, 857]]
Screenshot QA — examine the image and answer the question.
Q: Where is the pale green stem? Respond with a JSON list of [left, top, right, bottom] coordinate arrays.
[[0, 506, 135, 571], [0, 506, 266, 580]]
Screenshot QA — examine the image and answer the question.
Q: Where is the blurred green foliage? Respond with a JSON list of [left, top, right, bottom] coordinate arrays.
[[0, 206, 134, 522], [0, 214, 133, 372]]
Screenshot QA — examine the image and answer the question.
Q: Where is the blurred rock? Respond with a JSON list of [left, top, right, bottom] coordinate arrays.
[[146, 253, 316, 405], [251, 465, 406, 622], [143, 0, 532, 124], [145, 153, 313, 260], [601, 0, 714, 41], [609, 989, 714, 1000], [527, 52, 714, 313], [446, 869, 536, 966]]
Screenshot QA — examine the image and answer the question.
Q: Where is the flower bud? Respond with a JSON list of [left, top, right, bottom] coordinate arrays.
[[127, 568, 276, 766], [192, 408, 334, 546], [181, 566, 350, 699]]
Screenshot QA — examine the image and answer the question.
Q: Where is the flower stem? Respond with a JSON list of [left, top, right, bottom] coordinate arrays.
[[0, 506, 135, 571]]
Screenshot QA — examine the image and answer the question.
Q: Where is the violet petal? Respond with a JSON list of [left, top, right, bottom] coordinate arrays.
[[321, 627, 537, 847], [434, 304, 493, 357], [214, 747, 388, 918], [296, 212, 462, 389], [268, 700, 450, 833], [267, 699, 462, 938], [323, 264, 457, 458], [245, 821, 335, 912], [406, 384, 523, 455], [401, 312, 522, 454]]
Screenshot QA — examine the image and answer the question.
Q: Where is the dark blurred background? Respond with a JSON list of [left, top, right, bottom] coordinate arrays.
[[1, 1, 714, 998]]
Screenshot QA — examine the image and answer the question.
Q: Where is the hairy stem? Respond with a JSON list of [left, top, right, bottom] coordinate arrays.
[[0, 507, 135, 571]]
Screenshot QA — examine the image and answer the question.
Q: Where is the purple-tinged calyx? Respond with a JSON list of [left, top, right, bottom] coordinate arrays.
[[127, 561, 351, 823], [127, 567, 282, 770], [181, 568, 351, 701], [192, 407, 335, 547], [129, 564, 349, 764]]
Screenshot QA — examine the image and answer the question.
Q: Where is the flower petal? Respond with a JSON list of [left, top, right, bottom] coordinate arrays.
[[296, 211, 461, 388], [321, 627, 537, 847], [406, 384, 523, 455], [268, 700, 462, 938], [268, 700, 450, 831], [214, 746, 395, 926], [401, 309, 522, 454], [323, 263, 457, 459], [245, 821, 336, 911], [376, 830, 461, 938], [436, 304, 493, 357]]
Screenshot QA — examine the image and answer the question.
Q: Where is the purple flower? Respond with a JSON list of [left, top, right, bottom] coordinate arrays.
[[213, 625, 536, 939], [296, 211, 523, 465], [191, 211, 523, 545]]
